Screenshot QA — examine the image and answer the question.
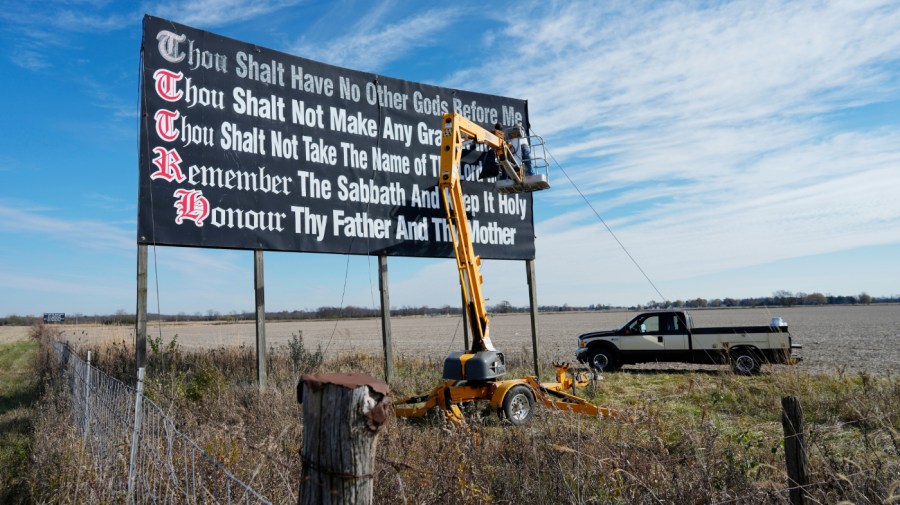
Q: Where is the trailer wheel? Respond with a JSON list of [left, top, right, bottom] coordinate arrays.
[[587, 347, 619, 372], [732, 349, 761, 375], [502, 385, 534, 425]]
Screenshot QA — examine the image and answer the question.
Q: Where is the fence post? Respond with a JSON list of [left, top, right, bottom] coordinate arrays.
[[83, 350, 92, 441], [781, 395, 808, 505], [297, 373, 390, 505], [127, 367, 146, 505]]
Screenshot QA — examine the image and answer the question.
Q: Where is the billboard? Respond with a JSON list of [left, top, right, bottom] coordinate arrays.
[[43, 313, 66, 323], [138, 15, 536, 260]]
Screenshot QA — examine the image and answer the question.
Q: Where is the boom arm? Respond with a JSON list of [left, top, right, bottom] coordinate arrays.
[[394, 115, 621, 425], [438, 113, 522, 353]]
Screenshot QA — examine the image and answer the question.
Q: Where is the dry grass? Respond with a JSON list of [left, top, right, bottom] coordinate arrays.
[[25, 325, 900, 504]]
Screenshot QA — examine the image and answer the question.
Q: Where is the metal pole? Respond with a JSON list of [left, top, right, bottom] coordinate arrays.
[[378, 255, 394, 383], [254, 250, 267, 390], [83, 350, 92, 441], [526, 259, 541, 378], [126, 367, 146, 504], [135, 244, 148, 369]]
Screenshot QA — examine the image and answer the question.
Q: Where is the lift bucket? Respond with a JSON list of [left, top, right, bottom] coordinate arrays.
[[496, 133, 550, 194]]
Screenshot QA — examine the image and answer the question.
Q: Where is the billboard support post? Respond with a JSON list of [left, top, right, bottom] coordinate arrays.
[[378, 255, 393, 383], [135, 244, 147, 369], [254, 250, 267, 390], [526, 259, 541, 379]]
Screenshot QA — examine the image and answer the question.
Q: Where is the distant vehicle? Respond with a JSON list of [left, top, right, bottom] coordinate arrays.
[[576, 310, 802, 374]]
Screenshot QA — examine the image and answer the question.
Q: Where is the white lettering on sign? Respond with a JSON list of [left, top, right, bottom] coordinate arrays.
[[235, 51, 284, 86], [291, 206, 328, 241], [416, 122, 441, 146], [220, 122, 266, 155], [497, 193, 528, 220], [290, 65, 334, 96], [395, 215, 428, 241], [382, 116, 413, 147], [232, 87, 286, 121], [156, 30, 186, 63], [332, 210, 392, 239], [211, 207, 286, 232], [364, 82, 408, 111], [301, 136, 337, 165], [186, 165, 292, 195], [336, 176, 407, 206], [291, 100, 325, 128], [329, 107, 377, 137]]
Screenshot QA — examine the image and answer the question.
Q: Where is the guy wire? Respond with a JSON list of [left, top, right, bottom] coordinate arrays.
[[532, 127, 669, 305]]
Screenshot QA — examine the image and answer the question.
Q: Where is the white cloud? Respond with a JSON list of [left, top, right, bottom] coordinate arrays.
[[288, 3, 459, 72], [0, 202, 133, 251], [434, 0, 900, 303], [151, 0, 304, 27]]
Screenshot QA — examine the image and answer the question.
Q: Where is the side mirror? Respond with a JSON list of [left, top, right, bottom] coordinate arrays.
[[639, 324, 647, 333]]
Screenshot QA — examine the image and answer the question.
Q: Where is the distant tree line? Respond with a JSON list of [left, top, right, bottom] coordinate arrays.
[[2, 291, 896, 326], [635, 291, 888, 311]]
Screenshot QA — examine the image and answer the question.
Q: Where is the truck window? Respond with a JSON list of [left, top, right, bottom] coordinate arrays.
[[660, 314, 683, 334], [640, 315, 660, 334]]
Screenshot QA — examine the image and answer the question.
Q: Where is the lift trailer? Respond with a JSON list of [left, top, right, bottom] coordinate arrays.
[[394, 113, 617, 425]]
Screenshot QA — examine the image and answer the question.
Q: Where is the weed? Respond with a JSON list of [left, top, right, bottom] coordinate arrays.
[[287, 330, 324, 377]]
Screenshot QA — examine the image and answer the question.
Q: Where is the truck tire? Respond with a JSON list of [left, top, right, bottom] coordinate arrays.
[[587, 347, 619, 372], [502, 385, 535, 425], [732, 349, 761, 375]]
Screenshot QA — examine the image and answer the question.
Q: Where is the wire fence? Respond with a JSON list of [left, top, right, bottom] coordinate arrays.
[[51, 340, 272, 504]]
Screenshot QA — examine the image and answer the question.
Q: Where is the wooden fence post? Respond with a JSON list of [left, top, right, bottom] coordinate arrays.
[[781, 395, 808, 505], [297, 373, 390, 505]]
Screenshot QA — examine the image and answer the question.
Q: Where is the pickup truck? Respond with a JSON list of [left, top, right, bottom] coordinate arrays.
[[575, 310, 801, 374]]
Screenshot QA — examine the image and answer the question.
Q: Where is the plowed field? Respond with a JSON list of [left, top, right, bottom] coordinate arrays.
[[52, 304, 899, 375]]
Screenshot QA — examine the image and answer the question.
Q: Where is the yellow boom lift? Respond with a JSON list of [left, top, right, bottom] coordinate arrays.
[[394, 113, 616, 425]]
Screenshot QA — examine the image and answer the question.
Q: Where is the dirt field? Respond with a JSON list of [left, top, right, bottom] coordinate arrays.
[[0, 326, 32, 345], [41, 304, 899, 375]]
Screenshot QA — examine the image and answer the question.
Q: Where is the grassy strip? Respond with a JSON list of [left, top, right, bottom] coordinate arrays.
[[0, 338, 40, 504]]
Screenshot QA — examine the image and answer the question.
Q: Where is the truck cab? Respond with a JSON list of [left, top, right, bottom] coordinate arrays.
[[619, 311, 693, 363], [576, 310, 801, 374]]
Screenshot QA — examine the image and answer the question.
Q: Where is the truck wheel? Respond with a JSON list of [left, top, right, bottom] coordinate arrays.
[[732, 349, 761, 375], [502, 385, 535, 425], [587, 348, 618, 372]]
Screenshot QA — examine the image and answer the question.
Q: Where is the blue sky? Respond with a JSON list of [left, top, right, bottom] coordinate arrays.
[[1, 0, 899, 316]]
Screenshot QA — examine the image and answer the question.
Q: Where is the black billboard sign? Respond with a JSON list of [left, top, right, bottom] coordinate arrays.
[[43, 313, 66, 323], [138, 15, 536, 260]]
